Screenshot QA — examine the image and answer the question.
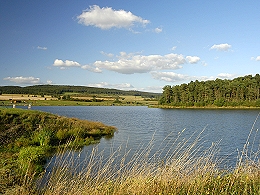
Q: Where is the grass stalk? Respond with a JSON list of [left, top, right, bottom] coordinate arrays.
[[37, 123, 260, 194]]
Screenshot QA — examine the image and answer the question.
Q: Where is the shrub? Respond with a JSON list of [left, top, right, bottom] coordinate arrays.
[[214, 98, 225, 107], [18, 146, 47, 174], [56, 129, 70, 141]]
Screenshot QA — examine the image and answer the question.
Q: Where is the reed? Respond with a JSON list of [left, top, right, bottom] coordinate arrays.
[[36, 124, 260, 195]]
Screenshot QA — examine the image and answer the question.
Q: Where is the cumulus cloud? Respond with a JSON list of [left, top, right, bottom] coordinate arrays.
[[210, 43, 231, 51], [145, 86, 164, 93], [52, 59, 101, 73], [77, 5, 149, 30], [46, 80, 53, 84], [154, 27, 162, 33], [37, 46, 47, 50], [151, 71, 217, 83], [186, 56, 200, 64], [171, 46, 177, 51], [150, 71, 237, 84], [201, 61, 208, 66], [88, 82, 134, 90], [100, 51, 114, 58], [217, 73, 235, 79], [3, 76, 41, 84], [53, 59, 81, 68], [93, 52, 185, 74], [81, 64, 102, 73], [151, 71, 190, 82], [252, 56, 260, 61]]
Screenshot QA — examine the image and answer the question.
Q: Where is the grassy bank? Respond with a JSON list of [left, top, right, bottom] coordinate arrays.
[[0, 108, 116, 194]]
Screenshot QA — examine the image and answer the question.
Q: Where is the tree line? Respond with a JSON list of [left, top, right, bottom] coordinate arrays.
[[0, 85, 160, 99], [159, 74, 260, 107]]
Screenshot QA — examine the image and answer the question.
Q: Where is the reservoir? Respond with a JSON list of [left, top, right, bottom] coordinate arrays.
[[29, 106, 260, 169]]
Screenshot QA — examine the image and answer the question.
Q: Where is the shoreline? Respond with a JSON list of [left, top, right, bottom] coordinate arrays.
[[151, 105, 260, 110], [2, 102, 260, 110]]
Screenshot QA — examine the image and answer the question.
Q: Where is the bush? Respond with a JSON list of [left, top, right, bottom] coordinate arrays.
[[18, 146, 47, 174], [56, 129, 70, 141], [214, 98, 225, 107], [33, 128, 53, 146], [255, 99, 260, 107]]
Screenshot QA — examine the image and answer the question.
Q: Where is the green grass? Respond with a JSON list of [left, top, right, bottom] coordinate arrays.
[[0, 108, 116, 194]]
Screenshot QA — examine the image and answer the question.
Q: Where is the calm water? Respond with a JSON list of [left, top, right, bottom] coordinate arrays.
[[29, 106, 260, 169]]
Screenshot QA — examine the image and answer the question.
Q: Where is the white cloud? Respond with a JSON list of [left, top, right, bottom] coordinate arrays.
[[201, 61, 208, 66], [87, 82, 162, 93], [210, 43, 231, 51], [217, 73, 235, 79], [37, 46, 47, 50], [151, 71, 190, 82], [100, 51, 114, 58], [53, 59, 81, 69], [88, 82, 134, 90], [150, 71, 237, 84], [52, 59, 102, 73], [154, 27, 162, 33], [186, 56, 200, 64], [93, 52, 185, 74], [81, 64, 102, 73], [250, 56, 260, 61], [171, 46, 177, 51], [151, 71, 217, 83], [46, 80, 53, 84], [144, 86, 164, 93], [77, 5, 150, 30], [3, 76, 40, 84]]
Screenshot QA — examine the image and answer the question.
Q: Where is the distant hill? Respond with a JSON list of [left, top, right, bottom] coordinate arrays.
[[0, 85, 161, 98]]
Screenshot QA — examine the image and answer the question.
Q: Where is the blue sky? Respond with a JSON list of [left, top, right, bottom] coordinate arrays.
[[1, 0, 260, 93]]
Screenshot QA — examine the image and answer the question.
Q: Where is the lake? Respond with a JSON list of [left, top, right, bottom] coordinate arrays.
[[30, 106, 260, 169]]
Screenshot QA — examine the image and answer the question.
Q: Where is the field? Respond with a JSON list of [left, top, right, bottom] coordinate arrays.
[[0, 94, 158, 106], [0, 94, 57, 101]]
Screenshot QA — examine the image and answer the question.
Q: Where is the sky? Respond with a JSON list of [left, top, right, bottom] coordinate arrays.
[[1, 0, 260, 93]]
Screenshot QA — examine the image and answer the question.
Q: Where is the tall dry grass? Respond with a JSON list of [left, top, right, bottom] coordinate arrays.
[[36, 129, 225, 195], [10, 115, 260, 194]]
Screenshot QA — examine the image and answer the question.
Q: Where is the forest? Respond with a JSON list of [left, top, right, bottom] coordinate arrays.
[[0, 85, 160, 99], [159, 74, 260, 107]]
